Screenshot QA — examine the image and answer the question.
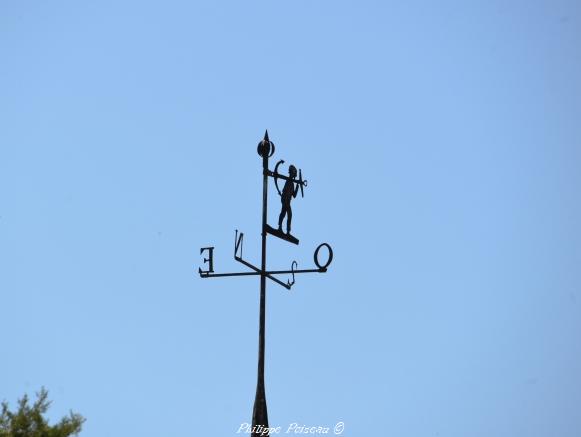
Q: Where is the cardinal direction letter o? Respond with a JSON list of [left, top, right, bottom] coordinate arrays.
[[314, 243, 333, 271]]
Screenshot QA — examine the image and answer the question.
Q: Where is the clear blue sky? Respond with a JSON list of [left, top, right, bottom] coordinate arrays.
[[1, 1, 580, 436]]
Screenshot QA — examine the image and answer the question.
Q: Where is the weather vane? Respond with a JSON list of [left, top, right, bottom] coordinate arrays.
[[198, 130, 333, 437]]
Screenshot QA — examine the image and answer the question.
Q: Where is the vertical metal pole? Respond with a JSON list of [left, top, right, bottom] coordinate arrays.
[[252, 141, 269, 435]]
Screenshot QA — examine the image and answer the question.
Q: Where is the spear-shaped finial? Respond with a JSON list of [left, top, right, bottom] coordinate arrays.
[[257, 129, 274, 158]]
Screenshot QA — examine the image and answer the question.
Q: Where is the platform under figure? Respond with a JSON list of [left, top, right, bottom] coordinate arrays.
[[278, 165, 299, 235]]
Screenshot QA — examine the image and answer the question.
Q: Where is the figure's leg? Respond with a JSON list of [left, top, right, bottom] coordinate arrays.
[[278, 204, 287, 231], [287, 206, 292, 234]]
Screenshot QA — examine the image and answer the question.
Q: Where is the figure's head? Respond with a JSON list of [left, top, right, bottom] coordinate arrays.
[[288, 165, 297, 178]]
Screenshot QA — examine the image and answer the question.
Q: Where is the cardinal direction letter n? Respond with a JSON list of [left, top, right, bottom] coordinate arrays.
[[234, 230, 244, 260]]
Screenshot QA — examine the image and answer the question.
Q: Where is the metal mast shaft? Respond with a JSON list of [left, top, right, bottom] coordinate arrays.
[[252, 133, 270, 435]]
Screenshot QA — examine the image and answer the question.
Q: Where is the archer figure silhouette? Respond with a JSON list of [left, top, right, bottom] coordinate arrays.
[[278, 165, 299, 234]]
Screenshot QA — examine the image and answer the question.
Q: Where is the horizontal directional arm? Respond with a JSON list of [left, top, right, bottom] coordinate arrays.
[[199, 266, 326, 279], [199, 271, 261, 278]]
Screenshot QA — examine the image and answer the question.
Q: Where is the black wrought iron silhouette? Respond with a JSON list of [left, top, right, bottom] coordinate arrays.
[[198, 130, 333, 437], [274, 161, 306, 238]]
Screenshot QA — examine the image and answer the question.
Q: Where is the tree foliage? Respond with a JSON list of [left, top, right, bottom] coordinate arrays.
[[0, 388, 84, 437]]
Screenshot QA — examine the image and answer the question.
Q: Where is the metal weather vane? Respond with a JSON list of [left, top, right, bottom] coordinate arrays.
[[198, 130, 333, 436]]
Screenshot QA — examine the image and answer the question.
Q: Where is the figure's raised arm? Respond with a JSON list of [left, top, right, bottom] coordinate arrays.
[[293, 181, 299, 198]]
